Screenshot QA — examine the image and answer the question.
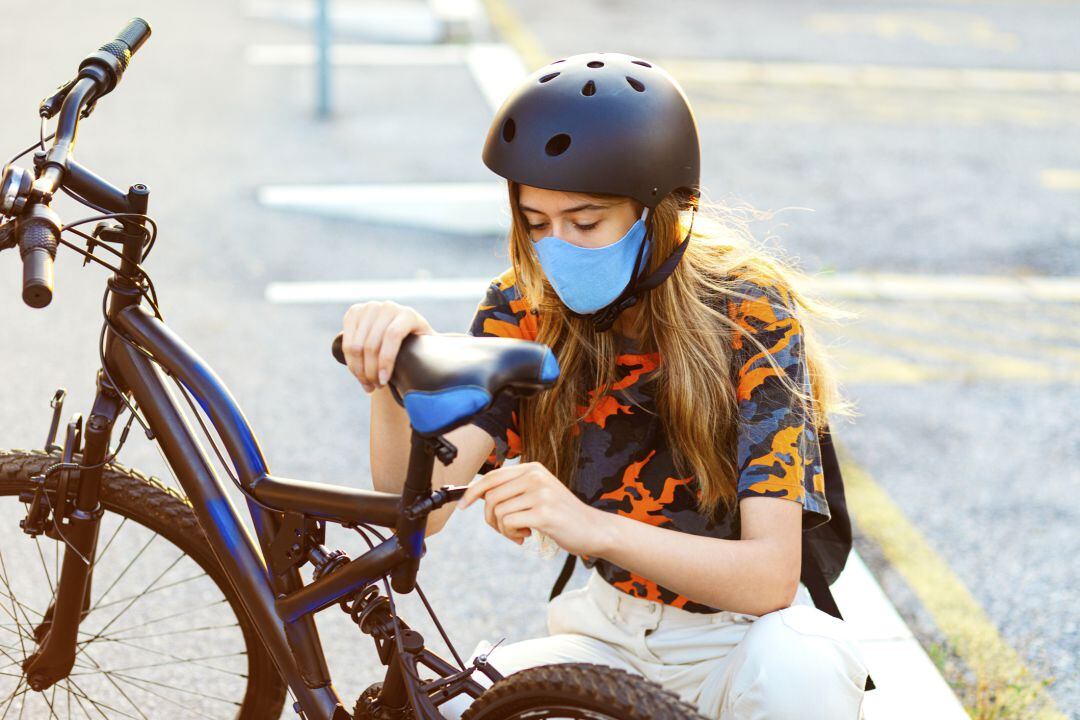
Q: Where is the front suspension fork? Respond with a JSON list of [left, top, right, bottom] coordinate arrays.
[[22, 369, 124, 691]]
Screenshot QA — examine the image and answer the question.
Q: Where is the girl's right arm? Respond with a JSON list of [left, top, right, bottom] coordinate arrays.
[[342, 301, 495, 536]]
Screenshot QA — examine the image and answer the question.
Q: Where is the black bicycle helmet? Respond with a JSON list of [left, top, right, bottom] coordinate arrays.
[[482, 51, 702, 331]]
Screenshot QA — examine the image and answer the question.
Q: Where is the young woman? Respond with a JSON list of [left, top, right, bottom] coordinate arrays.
[[343, 52, 869, 719]]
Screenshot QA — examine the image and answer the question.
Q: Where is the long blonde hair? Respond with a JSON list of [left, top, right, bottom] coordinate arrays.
[[505, 180, 859, 519]]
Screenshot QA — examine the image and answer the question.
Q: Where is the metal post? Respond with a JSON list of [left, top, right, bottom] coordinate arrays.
[[316, 0, 331, 118]]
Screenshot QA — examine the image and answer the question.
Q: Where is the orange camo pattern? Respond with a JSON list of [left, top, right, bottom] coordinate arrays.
[[466, 268, 830, 613], [599, 450, 695, 527], [577, 351, 661, 429]]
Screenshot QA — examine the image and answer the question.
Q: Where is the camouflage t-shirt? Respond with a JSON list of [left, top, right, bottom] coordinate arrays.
[[465, 267, 830, 613]]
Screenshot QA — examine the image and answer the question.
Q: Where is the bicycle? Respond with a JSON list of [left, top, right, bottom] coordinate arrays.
[[0, 17, 711, 720]]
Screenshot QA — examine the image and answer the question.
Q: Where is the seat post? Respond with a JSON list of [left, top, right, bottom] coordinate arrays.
[[390, 430, 434, 593]]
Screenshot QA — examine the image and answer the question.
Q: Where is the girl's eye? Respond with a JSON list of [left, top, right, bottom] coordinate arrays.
[[528, 222, 599, 232]]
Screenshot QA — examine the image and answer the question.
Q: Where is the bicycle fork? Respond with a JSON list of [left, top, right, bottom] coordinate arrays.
[[19, 369, 125, 691]]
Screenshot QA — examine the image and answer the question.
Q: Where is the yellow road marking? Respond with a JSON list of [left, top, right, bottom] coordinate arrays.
[[836, 443, 1067, 719], [805, 11, 1018, 51], [840, 322, 1080, 382], [850, 302, 1080, 366], [476, 0, 548, 72], [655, 58, 1080, 93]]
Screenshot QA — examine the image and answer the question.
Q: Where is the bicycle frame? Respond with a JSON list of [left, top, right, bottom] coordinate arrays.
[[20, 164, 498, 719]]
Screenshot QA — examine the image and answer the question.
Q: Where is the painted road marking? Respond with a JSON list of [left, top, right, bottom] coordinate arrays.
[[655, 58, 1080, 94], [256, 182, 509, 236], [851, 301, 1080, 366], [265, 272, 1080, 304], [245, 0, 442, 44], [805, 11, 1018, 52], [836, 442, 1069, 719], [245, 43, 476, 66]]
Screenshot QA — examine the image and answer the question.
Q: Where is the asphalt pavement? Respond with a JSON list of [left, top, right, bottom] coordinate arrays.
[[0, 1, 1076, 717]]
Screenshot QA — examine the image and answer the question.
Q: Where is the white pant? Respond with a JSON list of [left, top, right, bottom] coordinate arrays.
[[439, 567, 869, 719]]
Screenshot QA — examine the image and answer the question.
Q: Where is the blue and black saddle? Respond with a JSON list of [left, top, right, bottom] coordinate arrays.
[[386, 333, 559, 436]]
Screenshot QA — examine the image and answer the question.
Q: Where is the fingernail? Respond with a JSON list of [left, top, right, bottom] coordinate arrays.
[[378, 369, 389, 386]]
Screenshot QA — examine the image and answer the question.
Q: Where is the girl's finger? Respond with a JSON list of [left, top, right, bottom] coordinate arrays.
[[343, 307, 375, 391], [375, 314, 414, 387], [459, 464, 528, 509], [482, 479, 531, 530], [490, 493, 534, 537], [501, 509, 542, 543], [362, 303, 399, 387]]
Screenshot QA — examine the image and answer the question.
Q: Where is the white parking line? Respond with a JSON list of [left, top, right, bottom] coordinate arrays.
[[256, 182, 509, 235], [246, 43, 486, 66], [265, 273, 1080, 304]]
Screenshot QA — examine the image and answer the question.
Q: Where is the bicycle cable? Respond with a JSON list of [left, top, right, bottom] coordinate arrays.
[[348, 523, 432, 706], [351, 521, 469, 672]]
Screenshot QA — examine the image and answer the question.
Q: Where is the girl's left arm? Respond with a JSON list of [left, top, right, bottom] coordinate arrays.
[[592, 494, 803, 616], [458, 462, 803, 617]]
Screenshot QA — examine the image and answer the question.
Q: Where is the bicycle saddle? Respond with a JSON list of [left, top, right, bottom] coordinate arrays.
[[333, 332, 560, 435]]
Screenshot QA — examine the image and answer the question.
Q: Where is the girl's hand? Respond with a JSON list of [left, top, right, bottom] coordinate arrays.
[[341, 301, 435, 393], [457, 462, 610, 557]]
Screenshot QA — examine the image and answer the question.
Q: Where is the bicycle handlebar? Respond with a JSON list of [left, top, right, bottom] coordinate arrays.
[[4, 17, 153, 308]]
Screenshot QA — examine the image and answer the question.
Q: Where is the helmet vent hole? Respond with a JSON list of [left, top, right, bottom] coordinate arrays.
[[502, 118, 516, 142], [587, 61, 604, 68], [581, 80, 596, 96], [631, 60, 652, 68], [545, 133, 572, 157], [539, 72, 560, 83], [626, 76, 645, 92], [552, 58, 566, 64]]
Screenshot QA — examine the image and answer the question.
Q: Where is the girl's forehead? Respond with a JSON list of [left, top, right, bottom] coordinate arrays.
[[518, 186, 623, 214]]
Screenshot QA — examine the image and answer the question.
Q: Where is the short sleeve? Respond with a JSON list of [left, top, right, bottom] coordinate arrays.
[[728, 280, 830, 528], [466, 279, 524, 473]]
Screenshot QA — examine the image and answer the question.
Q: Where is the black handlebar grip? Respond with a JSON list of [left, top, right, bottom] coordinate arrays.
[[79, 18, 152, 96], [18, 210, 61, 308], [332, 332, 346, 364], [114, 17, 152, 56]]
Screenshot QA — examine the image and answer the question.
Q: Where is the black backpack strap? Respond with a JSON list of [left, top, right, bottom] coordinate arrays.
[[803, 538, 876, 691], [549, 552, 577, 601]]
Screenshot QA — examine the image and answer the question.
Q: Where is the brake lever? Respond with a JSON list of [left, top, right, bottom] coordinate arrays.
[[39, 79, 77, 119]]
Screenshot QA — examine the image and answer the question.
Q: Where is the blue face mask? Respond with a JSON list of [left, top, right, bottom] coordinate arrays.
[[532, 207, 651, 314]]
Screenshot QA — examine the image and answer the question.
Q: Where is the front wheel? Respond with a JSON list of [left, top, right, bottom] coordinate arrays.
[[460, 662, 709, 720], [0, 448, 287, 719]]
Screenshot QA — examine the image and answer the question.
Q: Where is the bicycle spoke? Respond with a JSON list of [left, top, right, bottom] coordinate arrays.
[[0, 676, 27, 719], [88, 517, 127, 577], [82, 549, 183, 644], [33, 538, 56, 601], [64, 676, 141, 720], [84, 531, 158, 616], [0, 556, 28, 660], [86, 570, 209, 615], [78, 597, 227, 644], [77, 649, 148, 720], [108, 673, 228, 718], [92, 620, 239, 643], [71, 643, 247, 679], [39, 683, 57, 719], [60, 680, 97, 719]]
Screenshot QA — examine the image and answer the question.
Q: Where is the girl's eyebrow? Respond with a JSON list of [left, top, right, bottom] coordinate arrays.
[[519, 202, 609, 214]]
